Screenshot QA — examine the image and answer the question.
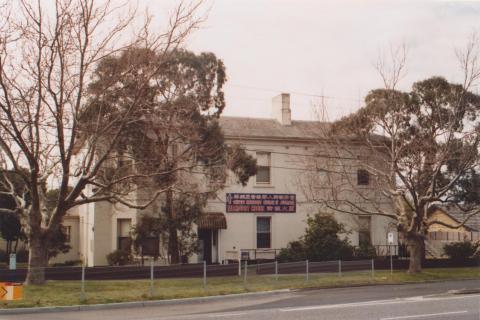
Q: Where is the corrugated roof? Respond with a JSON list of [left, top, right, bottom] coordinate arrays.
[[219, 116, 330, 140], [197, 212, 227, 230]]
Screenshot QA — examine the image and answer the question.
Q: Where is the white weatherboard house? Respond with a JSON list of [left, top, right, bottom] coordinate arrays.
[[51, 94, 395, 266]]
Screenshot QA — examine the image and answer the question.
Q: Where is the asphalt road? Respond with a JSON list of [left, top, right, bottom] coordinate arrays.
[[2, 280, 480, 320]]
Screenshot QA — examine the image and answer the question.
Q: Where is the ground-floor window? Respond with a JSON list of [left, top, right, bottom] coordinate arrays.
[[358, 216, 371, 246], [257, 216, 271, 248], [117, 218, 132, 252], [62, 225, 71, 243]]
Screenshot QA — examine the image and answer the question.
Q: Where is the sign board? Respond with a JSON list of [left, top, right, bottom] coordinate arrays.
[[388, 232, 394, 245], [9, 253, 16, 270], [241, 251, 250, 260], [226, 193, 296, 213], [0, 283, 22, 301]]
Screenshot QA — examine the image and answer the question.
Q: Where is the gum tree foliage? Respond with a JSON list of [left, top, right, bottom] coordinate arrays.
[[323, 77, 480, 273], [132, 194, 204, 264], [0, 0, 207, 284], [86, 48, 257, 264]]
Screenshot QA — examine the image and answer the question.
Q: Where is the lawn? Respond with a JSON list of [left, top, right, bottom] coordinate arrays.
[[1, 267, 479, 309]]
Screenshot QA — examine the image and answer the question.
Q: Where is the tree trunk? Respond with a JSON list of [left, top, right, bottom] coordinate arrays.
[[407, 235, 424, 274], [6, 240, 11, 257], [25, 235, 48, 285], [168, 225, 180, 264], [166, 189, 180, 264]]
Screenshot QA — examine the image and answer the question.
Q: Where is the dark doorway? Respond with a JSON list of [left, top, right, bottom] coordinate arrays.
[[198, 229, 212, 264]]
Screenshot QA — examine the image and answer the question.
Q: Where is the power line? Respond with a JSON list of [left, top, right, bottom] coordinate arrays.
[[228, 84, 364, 103]]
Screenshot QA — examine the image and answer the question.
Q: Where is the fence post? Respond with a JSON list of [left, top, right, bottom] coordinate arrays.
[[338, 260, 342, 277], [238, 257, 241, 276], [243, 260, 247, 288], [203, 261, 207, 289], [275, 260, 278, 282], [390, 251, 393, 275], [371, 259, 375, 279], [305, 260, 309, 282], [81, 264, 85, 301], [150, 259, 154, 297]]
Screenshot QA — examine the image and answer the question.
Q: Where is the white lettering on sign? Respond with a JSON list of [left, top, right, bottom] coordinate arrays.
[[226, 193, 296, 213]]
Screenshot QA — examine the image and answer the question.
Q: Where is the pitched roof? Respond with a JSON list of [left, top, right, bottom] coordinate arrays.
[[448, 212, 480, 232], [219, 116, 330, 141], [431, 205, 480, 231]]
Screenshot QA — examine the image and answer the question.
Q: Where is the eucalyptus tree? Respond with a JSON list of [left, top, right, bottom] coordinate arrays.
[[307, 77, 480, 273], [87, 48, 257, 263]]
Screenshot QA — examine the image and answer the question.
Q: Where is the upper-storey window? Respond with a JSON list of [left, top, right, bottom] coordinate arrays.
[[357, 169, 370, 185], [256, 152, 271, 184]]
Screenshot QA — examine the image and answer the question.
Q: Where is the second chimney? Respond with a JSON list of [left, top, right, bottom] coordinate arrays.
[[272, 93, 291, 126]]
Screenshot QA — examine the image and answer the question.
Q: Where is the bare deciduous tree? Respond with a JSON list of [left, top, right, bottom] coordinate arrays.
[[0, 0, 205, 285]]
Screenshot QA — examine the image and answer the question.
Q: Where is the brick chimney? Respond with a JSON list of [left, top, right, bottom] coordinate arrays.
[[272, 93, 291, 126]]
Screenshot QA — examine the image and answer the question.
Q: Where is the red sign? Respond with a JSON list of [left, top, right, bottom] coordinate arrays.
[[226, 193, 296, 213]]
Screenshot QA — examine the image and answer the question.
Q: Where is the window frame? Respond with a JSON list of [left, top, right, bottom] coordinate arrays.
[[357, 169, 370, 186], [62, 226, 71, 243], [256, 216, 272, 249], [255, 152, 272, 185], [358, 216, 372, 246], [117, 218, 132, 252]]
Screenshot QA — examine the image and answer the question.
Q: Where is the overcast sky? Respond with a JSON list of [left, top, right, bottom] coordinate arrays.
[[149, 0, 480, 121]]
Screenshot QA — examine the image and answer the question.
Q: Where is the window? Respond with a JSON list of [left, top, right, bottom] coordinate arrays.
[[358, 216, 371, 246], [357, 169, 370, 185], [257, 217, 271, 248], [256, 152, 271, 184], [117, 219, 132, 252], [62, 226, 71, 243]]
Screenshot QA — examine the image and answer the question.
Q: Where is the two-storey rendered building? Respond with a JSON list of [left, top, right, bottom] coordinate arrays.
[[50, 93, 395, 266]]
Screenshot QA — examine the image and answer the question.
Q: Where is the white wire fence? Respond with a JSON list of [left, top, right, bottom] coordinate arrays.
[[0, 259, 378, 300]]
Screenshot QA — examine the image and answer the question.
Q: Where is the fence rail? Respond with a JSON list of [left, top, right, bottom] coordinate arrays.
[[427, 231, 480, 242], [1, 258, 477, 283], [256, 259, 374, 276], [0, 263, 239, 282]]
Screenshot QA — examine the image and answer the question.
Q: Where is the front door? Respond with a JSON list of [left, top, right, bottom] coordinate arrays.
[[198, 229, 212, 264]]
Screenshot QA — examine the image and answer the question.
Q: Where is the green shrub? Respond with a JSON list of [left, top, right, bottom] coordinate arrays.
[[472, 241, 480, 258], [277, 213, 354, 262], [106, 250, 133, 266], [443, 241, 478, 261], [277, 241, 306, 262]]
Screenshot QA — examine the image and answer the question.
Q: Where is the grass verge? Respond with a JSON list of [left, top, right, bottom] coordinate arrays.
[[1, 267, 479, 309]]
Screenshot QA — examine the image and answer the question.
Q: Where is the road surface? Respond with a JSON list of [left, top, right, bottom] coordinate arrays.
[[2, 279, 480, 320]]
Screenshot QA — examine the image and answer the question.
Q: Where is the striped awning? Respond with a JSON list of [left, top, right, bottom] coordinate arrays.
[[197, 212, 227, 230]]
